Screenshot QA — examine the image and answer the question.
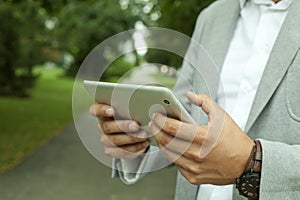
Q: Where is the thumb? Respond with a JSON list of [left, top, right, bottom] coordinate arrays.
[[186, 91, 213, 116]]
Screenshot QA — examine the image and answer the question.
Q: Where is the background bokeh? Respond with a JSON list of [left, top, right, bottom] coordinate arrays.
[[0, 0, 215, 199]]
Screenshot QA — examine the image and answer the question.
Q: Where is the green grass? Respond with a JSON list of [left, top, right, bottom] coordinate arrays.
[[0, 67, 74, 174], [153, 73, 177, 89]]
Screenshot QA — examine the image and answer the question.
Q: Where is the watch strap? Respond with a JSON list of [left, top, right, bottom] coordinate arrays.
[[244, 142, 257, 172], [244, 140, 262, 173], [252, 140, 262, 173], [236, 140, 263, 199]]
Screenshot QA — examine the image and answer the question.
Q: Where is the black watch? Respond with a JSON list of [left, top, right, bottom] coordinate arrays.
[[236, 140, 262, 199], [236, 172, 260, 199]]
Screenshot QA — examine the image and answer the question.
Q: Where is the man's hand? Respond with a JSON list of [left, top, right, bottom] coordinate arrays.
[[149, 92, 254, 185], [89, 104, 150, 160]]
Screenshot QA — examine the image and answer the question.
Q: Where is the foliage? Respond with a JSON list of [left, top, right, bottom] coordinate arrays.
[[53, 0, 138, 76], [144, 0, 216, 69], [155, 0, 215, 36], [0, 3, 20, 95], [0, 1, 48, 96], [0, 67, 74, 173], [0, 0, 216, 96], [0, 0, 138, 96], [101, 56, 135, 82]]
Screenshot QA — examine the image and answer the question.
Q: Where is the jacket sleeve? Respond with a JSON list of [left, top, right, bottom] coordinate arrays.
[[259, 139, 300, 199]]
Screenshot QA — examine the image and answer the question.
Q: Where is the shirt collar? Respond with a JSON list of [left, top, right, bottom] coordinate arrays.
[[239, 0, 293, 10]]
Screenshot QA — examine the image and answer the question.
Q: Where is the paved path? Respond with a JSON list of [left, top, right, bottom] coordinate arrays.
[[0, 65, 177, 200], [120, 63, 159, 84]]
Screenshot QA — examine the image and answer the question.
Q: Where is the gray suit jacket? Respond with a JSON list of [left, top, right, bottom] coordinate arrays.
[[173, 0, 300, 199], [114, 0, 300, 199]]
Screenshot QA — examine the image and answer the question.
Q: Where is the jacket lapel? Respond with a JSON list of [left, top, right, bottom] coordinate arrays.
[[192, 0, 240, 125], [245, 1, 300, 132], [207, 0, 241, 73]]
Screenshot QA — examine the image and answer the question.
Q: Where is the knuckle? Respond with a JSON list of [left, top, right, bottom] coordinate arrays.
[[102, 122, 111, 133], [100, 135, 106, 145], [188, 166, 203, 174], [158, 135, 169, 146], [187, 176, 198, 185], [99, 105, 108, 115], [186, 151, 199, 161], [194, 127, 207, 144], [164, 120, 179, 134], [202, 94, 211, 102], [109, 135, 119, 145], [104, 148, 113, 157], [94, 105, 104, 117], [194, 134, 204, 145]]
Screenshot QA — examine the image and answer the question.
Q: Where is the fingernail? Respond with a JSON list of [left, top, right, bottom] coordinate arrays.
[[186, 91, 194, 96], [152, 113, 156, 120], [186, 91, 197, 102], [106, 108, 114, 115], [128, 122, 138, 131], [139, 132, 148, 138]]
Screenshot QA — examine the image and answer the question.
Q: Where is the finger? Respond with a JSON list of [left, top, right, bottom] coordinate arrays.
[[159, 145, 204, 174], [101, 131, 149, 146], [148, 120, 163, 136], [99, 120, 139, 134], [119, 140, 150, 153], [104, 143, 149, 160], [151, 113, 207, 143], [155, 130, 204, 162], [160, 144, 234, 184], [186, 92, 214, 115], [149, 122, 183, 151], [89, 104, 115, 118]]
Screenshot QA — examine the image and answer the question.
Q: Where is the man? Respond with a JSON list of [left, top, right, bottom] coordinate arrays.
[[90, 0, 300, 199]]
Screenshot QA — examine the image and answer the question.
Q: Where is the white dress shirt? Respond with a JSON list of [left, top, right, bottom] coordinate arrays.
[[197, 0, 292, 199]]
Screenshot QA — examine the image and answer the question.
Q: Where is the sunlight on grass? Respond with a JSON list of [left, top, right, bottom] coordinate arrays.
[[0, 67, 74, 173]]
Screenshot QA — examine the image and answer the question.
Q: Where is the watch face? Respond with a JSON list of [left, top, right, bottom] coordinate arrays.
[[236, 173, 260, 199]]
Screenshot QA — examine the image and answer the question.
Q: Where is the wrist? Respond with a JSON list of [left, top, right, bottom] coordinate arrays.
[[236, 139, 256, 179]]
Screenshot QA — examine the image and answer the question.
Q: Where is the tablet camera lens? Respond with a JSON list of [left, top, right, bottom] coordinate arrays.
[[164, 99, 170, 105]]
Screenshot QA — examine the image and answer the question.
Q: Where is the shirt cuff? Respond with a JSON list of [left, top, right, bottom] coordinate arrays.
[[111, 145, 171, 184]]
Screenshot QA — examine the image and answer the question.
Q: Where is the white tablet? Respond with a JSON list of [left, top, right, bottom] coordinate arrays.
[[83, 80, 196, 127]]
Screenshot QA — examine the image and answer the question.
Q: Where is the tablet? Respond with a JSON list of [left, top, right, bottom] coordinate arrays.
[[83, 80, 196, 128]]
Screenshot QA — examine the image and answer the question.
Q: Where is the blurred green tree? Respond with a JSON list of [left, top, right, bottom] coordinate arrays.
[[0, 0, 216, 96], [155, 0, 215, 36], [0, 1, 47, 96], [53, 0, 138, 77], [144, 0, 216, 69]]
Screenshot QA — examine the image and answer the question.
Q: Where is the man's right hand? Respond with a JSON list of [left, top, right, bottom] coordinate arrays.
[[89, 104, 150, 159]]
